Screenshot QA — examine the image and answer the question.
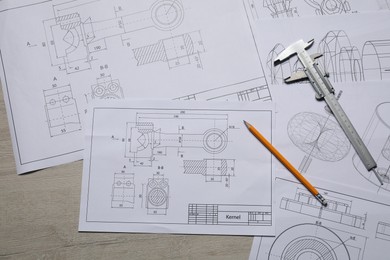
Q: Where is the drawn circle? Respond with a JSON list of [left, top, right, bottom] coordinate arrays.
[[93, 85, 105, 97], [107, 82, 120, 93], [125, 180, 132, 186], [268, 223, 350, 260], [148, 179, 158, 188], [62, 95, 70, 103], [288, 112, 350, 162], [203, 128, 228, 154], [49, 99, 57, 106], [148, 188, 167, 206], [151, 0, 184, 31], [159, 180, 169, 189]]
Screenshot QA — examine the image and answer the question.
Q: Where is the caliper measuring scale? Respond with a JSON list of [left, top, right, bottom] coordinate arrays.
[[274, 39, 384, 186]]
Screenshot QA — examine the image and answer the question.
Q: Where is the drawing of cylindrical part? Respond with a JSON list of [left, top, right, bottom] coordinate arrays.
[[362, 40, 390, 81], [183, 159, 235, 182], [318, 30, 362, 82], [132, 31, 204, 68], [353, 102, 390, 186]]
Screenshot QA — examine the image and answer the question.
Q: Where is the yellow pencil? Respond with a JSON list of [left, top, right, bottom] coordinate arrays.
[[244, 120, 328, 207]]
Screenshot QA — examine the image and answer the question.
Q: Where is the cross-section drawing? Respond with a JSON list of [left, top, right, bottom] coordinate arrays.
[[287, 112, 351, 172], [111, 172, 135, 208], [187, 204, 271, 226], [133, 31, 205, 69], [267, 223, 355, 260], [125, 113, 229, 166], [43, 0, 185, 74], [353, 102, 390, 191], [43, 85, 81, 137], [376, 221, 390, 241], [146, 174, 169, 215], [183, 159, 235, 187], [91, 76, 124, 100], [280, 188, 367, 229]]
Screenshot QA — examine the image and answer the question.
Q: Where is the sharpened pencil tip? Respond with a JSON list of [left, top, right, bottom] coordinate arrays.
[[243, 120, 250, 129]]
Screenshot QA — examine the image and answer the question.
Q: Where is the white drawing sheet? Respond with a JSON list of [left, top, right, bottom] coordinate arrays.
[[249, 177, 390, 260], [246, 0, 388, 20], [270, 81, 390, 196], [253, 11, 390, 86], [0, 0, 270, 174], [79, 100, 275, 236]]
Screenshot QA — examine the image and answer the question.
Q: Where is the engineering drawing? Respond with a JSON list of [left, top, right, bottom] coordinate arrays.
[[43, 85, 82, 137], [263, 0, 298, 18], [111, 172, 135, 208], [280, 188, 367, 229], [376, 221, 390, 241], [353, 102, 390, 191], [133, 31, 205, 69], [146, 174, 169, 215], [43, 0, 185, 74], [91, 75, 124, 100], [304, 0, 351, 15], [125, 113, 229, 166], [287, 112, 351, 172], [317, 30, 363, 82], [187, 204, 272, 226], [183, 159, 235, 187], [175, 77, 272, 102], [362, 40, 390, 80], [266, 223, 366, 260]]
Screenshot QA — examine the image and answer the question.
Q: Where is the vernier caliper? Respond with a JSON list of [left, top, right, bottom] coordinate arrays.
[[274, 39, 384, 185]]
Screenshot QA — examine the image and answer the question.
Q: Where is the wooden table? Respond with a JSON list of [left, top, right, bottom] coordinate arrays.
[[0, 86, 253, 259]]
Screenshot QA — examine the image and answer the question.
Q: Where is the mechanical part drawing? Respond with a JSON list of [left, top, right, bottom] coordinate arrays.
[[362, 40, 390, 81], [133, 31, 205, 69], [304, 0, 351, 15], [111, 172, 135, 208], [43, 85, 82, 137], [280, 188, 367, 229], [125, 113, 229, 167], [43, 0, 185, 74], [175, 77, 271, 102], [146, 174, 169, 215], [183, 159, 235, 187], [287, 112, 350, 172], [376, 222, 390, 241], [263, 0, 298, 18], [318, 30, 363, 82], [268, 223, 351, 259], [80, 101, 274, 235], [187, 204, 271, 226], [249, 178, 390, 260], [91, 76, 124, 100], [353, 102, 390, 191]]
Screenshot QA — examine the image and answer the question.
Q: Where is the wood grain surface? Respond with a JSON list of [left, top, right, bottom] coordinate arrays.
[[0, 86, 253, 260]]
